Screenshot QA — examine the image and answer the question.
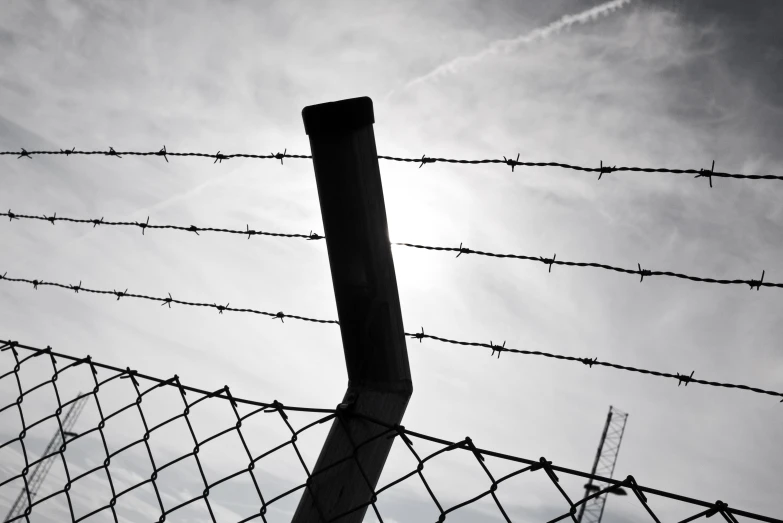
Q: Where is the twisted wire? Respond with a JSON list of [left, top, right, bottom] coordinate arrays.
[[1, 270, 780, 402], [0, 273, 337, 325], [3, 148, 781, 182], [1, 210, 777, 290]]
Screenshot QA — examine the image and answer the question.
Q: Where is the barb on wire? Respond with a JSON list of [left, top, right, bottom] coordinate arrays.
[[3, 147, 781, 181], [597, 160, 616, 180], [677, 371, 695, 387], [0, 272, 338, 326], [504, 153, 521, 172], [157, 145, 168, 162], [1, 339, 779, 523], [696, 160, 716, 188], [137, 216, 150, 235]]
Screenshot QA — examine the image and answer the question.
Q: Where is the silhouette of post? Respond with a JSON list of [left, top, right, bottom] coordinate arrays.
[[292, 97, 413, 522]]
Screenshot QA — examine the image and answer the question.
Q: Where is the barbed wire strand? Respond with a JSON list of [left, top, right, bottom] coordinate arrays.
[[1, 211, 777, 290], [3, 148, 782, 182], [1, 339, 779, 523], [0, 273, 337, 325], [404, 328, 783, 401], [394, 242, 777, 290], [1, 270, 781, 403], [0, 210, 324, 241]]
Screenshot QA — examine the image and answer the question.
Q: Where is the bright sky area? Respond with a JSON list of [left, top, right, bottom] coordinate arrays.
[[1, 0, 782, 522]]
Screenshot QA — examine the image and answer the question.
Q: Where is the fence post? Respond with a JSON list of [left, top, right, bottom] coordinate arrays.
[[292, 96, 413, 522]]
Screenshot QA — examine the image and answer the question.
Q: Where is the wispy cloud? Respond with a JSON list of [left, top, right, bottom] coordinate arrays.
[[385, 0, 634, 102]]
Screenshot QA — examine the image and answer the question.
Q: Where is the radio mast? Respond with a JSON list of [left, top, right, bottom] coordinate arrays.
[[577, 406, 630, 523], [4, 394, 89, 522]]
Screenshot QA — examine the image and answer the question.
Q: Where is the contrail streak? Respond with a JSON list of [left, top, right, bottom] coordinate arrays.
[[385, 0, 633, 101]]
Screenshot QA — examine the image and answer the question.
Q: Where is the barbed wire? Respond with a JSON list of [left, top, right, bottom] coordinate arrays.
[[1, 339, 779, 523], [404, 328, 783, 402], [3, 148, 781, 183], [1, 273, 780, 403], [394, 242, 777, 290], [0, 210, 325, 241], [2, 210, 778, 291], [0, 273, 337, 325]]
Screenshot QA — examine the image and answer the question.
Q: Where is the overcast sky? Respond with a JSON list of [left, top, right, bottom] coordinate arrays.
[[1, 0, 782, 522]]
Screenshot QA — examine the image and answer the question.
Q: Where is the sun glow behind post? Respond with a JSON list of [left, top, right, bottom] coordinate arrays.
[[381, 165, 454, 297]]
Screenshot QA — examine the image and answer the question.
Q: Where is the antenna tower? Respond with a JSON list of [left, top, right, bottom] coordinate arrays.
[[4, 394, 89, 522], [577, 405, 630, 523]]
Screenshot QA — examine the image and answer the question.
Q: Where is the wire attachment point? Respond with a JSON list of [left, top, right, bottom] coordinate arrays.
[[531, 457, 559, 483], [1, 341, 19, 354], [223, 386, 238, 408], [386, 424, 413, 446], [264, 400, 288, 420], [121, 367, 140, 387], [307, 230, 323, 241]]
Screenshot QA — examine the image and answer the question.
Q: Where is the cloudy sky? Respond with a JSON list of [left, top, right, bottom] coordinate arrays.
[[1, 0, 782, 521]]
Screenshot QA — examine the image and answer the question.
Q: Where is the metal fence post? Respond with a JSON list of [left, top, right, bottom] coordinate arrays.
[[292, 96, 413, 522]]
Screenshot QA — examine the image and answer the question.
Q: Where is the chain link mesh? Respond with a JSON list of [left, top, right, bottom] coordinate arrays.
[[2, 340, 778, 523]]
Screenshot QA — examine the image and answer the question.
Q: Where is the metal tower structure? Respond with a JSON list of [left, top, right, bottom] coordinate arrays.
[[4, 393, 89, 522], [577, 406, 630, 523]]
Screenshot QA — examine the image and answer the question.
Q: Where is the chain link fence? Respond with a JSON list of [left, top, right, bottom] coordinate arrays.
[[2, 340, 778, 523]]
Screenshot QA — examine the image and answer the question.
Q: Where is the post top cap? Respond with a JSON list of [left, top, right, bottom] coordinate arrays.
[[302, 96, 374, 136]]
